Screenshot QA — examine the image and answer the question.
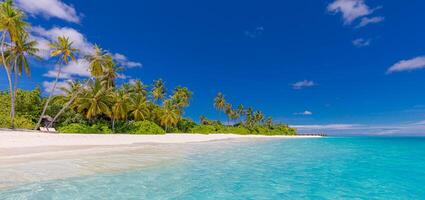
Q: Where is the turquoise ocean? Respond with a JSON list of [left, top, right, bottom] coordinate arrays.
[[1, 137, 425, 199]]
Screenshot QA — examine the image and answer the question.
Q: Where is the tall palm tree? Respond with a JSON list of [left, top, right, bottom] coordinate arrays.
[[110, 89, 130, 132], [224, 103, 232, 125], [171, 86, 192, 109], [254, 110, 265, 125], [35, 36, 77, 130], [129, 93, 150, 121], [0, 0, 27, 128], [84, 45, 113, 78], [6, 33, 39, 125], [213, 92, 226, 122], [160, 99, 180, 132], [75, 80, 112, 119], [130, 80, 147, 96], [49, 45, 114, 127], [236, 104, 244, 123], [265, 116, 273, 128], [151, 79, 165, 102]]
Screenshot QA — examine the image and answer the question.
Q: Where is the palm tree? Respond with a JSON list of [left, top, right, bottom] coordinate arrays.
[[35, 36, 77, 130], [110, 89, 130, 132], [84, 45, 113, 78], [224, 103, 232, 125], [129, 94, 150, 121], [200, 115, 207, 125], [265, 116, 273, 128], [130, 80, 147, 96], [236, 104, 244, 123], [75, 80, 112, 120], [160, 100, 180, 132], [48, 45, 114, 127], [0, 0, 27, 128], [214, 92, 226, 122], [151, 79, 165, 102], [171, 86, 192, 109], [254, 110, 265, 125], [48, 80, 83, 127], [6, 33, 39, 125]]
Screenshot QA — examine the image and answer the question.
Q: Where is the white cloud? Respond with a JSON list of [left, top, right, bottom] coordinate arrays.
[[292, 80, 315, 90], [31, 26, 94, 56], [356, 16, 384, 28], [42, 80, 70, 95], [16, 0, 80, 23], [387, 56, 425, 73], [113, 53, 142, 68], [352, 38, 371, 47], [44, 58, 90, 80], [294, 111, 313, 116], [327, 0, 373, 24]]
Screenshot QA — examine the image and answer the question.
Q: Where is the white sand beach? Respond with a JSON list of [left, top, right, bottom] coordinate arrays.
[[0, 130, 320, 149]]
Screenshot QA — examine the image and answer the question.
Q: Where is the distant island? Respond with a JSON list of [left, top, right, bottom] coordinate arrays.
[[0, 0, 295, 136]]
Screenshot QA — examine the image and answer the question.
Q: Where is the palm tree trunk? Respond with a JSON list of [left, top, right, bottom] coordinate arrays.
[[35, 62, 63, 130], [11, 57, 19, 129], [48, 79, 91, 128], [0, 31, 15, 129], [112, 118, 115, 133]]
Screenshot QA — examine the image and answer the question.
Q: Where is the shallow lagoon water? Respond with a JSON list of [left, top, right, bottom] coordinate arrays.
[[1, 137, 425, 199]]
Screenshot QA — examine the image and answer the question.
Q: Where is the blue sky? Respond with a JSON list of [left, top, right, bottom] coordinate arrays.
[[2, 0, 425, 135]]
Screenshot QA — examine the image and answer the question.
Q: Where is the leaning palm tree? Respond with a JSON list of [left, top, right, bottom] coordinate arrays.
[[236, 104, 244, 123], [171, 86, 192, 109], [254, 110, 265, 125], [75, 80, 112, 119], [129, 94, 150, 121], [35, 36, 77, 130], [151, 79, 165, 102], [110, 89, 130, 132], [0, 0, 27, 128], [101, 64, 122, 89], [48, 45, 113, 127]]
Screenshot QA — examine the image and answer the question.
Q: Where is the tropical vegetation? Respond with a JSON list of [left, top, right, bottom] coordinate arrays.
[[0, 0, 296, 136]]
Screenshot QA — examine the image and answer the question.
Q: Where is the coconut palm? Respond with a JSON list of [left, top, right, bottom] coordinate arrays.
[[101, 64, 122, 89], [254, 110, 265, 125], [214, 92, 226, 122], [265, 116, 273, 128], [35, 36, 77, 130], [129, 94, 150, 121], [75, 80, 112, 119], [130, 80, 147, 96], [151, 79, 165, 102], [84, 45, 113, 78], [171, 86, 192, 109], [0, 0, 27, 128], [110, 89, 130, 132], [47, 80, 84, 127], [159, 100, 180, 132], [224, 103, 233, 125], [236, 104, 244, 123]]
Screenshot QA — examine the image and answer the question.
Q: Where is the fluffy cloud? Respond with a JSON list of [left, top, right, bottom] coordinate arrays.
[[16, 0, 80, 23], [113, 53, 142, 68], [292, 80, 315, 90], [327, 0, 383, 28], [44, 58, 90, 79], [356, 16, 385, 28], [387, 56, 425, 73], [294, 111, 313, 116], [31, 26, 94, 56], [42, 80, 70, 95], [352, 38, 371, 47], [327, 0, 372, 24]]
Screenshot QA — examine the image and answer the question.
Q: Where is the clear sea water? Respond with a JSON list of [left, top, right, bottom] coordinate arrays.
[[1, 137, 425, 199]]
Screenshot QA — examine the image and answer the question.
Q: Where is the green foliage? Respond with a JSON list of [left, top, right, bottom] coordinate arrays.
[[217, 126, 251, 135], [177, 118, 197, 133], [127, 121, 166, 135], [0, 114, 35, 129], [190, 125, 218, 134], [58, 123, 112, 134]]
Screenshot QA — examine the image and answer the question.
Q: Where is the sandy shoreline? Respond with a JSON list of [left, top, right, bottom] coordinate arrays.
[[0, 130, 320, 149]]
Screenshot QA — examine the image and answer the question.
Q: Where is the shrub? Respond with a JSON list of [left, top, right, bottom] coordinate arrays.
[[58, 123, 112, 134], [190, 125, 218, 134], [177, 118, 197, 133], [127, 121, 165, 135], [217, 126, 251, 135], [0, 114, 35, 129]]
